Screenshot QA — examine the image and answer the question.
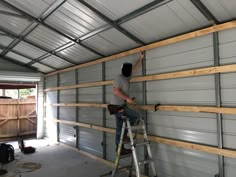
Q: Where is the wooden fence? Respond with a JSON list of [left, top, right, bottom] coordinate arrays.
[[0, 98, 36, 140]]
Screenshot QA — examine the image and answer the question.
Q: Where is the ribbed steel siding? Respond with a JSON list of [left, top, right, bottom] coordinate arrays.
[[0, 34, 13, 47], [77, 64, 104, 157], [122, 0, 210, 44], [45, 75, 58, 140], [26, 25, 71, 51], [83, 28, 139, 56], [45, 0, 106, 39], [37, 78, 44, 138], [5, 0, 57, 18], [105, 54, 144, 163], [57, 43, 100, 64], [59, 71, 76, 147], [146, 34, 219, 177], [83, 0, 154, 20], [32, 62, 55, 73], [0, 57, 33, 72], [219, 28, 236, 177], [40, 55, 73, 69], [202, 0, 236, 22], [13, 41, 46, 59], [0, 3, 32, 35], [6, 51, 32, 64]]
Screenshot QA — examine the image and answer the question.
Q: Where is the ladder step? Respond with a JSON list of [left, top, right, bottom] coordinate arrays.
[[129, 125, 143, 130], [138, 159, 154, 166], [134, 141, 150, 147]]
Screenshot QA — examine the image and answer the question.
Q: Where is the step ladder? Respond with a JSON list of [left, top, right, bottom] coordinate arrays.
[[111, 116, 157, 177]]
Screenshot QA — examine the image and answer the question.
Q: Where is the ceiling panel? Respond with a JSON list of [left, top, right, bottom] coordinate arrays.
[[32, 62, 55, 73], [5, 0, 57, 18], [25, 25, 71, 51], [82, 28, 139, 56], [40, 55, 73, 69], [121, 0, 210, 43], [0, 33, 14, 47], [45, 0, 107, 39], [202, 0, 236, 22], [58, 43, 100, 64], [12, 41, 46, 59], [6, 51, 32, 64], [83, 0, 154, 20], [0, 3, 32, 35]]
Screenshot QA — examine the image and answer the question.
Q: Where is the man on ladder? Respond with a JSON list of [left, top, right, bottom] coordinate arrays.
[[110, 52, 144, 155], [109, 52, 157, 177]]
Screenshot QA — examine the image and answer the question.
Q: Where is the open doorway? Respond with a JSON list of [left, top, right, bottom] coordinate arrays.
[[0, 83, 37, 141]]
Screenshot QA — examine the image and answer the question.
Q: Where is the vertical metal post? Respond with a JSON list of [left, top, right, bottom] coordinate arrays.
[[57, 74, 60, 142], [213, 32, 224, 177], [43, 77, 46, 137], [75, 70, 80, 149], [102, 62, 107, 159], [142, 51, 149, 175]]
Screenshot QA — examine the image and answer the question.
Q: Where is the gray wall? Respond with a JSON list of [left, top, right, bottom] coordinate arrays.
[[44, 28, 236, 177]]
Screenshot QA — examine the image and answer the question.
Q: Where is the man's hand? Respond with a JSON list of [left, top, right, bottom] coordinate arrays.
[[126, 97, 135, 104]]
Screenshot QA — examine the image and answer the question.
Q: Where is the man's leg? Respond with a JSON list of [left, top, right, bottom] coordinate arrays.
[[124, 107, 141, 125], [115, 112, 124, 150]]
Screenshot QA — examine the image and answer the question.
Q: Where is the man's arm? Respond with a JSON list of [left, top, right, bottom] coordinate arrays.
[[113, 87, 135, 104], [132, 52, 144, 75]]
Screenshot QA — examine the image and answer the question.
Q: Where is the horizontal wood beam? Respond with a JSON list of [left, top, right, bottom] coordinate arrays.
[[50, 118, 236, 158], [46, 103, 236, 115], [44, 64, 236, 92], [45, 20, 236, 77]]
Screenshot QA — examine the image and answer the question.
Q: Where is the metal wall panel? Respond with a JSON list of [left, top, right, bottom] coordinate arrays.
[[45, 0, 106, 38], [121, 0, 210, 43], [60, 70, 76, 86], [0, 57, 34, 72], [5, 0, 57, 18], [202, 0, 236, 22], [6, 51, 32, 64], [77, 63, 104, 157], [83, 0, 154, 20], [58, 43, 99, 64], [59, 124, 76, 147], [41, 55, 73, 69], [0, 33, 13, 47], [82, 28, 139, 56], [0, 4, 32, 35], [32, 62, 55, 73], [225, 158, 236, 177], [26, 25, 71, 51], [145, 34, 219, 176], [13, 41, 46, 59]]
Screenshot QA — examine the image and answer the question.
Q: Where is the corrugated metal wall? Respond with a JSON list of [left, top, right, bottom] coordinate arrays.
[[44, 28, 236, 177], [219, 28, 236, 177]]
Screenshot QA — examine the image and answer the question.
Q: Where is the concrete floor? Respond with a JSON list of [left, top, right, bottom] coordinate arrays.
[[1, 139, 127, 177]]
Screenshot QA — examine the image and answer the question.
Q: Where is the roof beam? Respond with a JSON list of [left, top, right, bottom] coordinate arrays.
[[79, 0, 172, 41], [0, 43, 56, 70], [0, 26, 76, 66], [0, 0, 105, 65], [190, 0, 219, 24], [78, 0, 146, 45]]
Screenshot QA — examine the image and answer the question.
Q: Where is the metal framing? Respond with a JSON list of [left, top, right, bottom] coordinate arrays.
[[0, 0, 105, 66], [79, 0, 172, 41], [213, 32, 224, 177], [75, 69, 80, 149], [102, 62, 107, 159], [57, 74, 60, 142], [78, 0, 145, 45], [190, 0, 219, 24]]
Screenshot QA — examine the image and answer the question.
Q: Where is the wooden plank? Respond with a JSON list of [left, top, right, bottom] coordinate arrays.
[[46, 103, 236, 115], [0, 120, 8, 127], [49, 118, 236, 158], [45, 20, 236, 77], [44, 64, 236, 92]]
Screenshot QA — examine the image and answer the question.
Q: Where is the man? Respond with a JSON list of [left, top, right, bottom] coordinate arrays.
[[111, 52, 144, 155]]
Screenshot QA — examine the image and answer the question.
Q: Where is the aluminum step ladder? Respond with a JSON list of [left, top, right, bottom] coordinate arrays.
[[111, 117, 157, 177]]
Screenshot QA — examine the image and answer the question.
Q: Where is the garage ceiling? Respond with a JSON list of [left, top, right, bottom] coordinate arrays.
[[0, 0, 235, 73]]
